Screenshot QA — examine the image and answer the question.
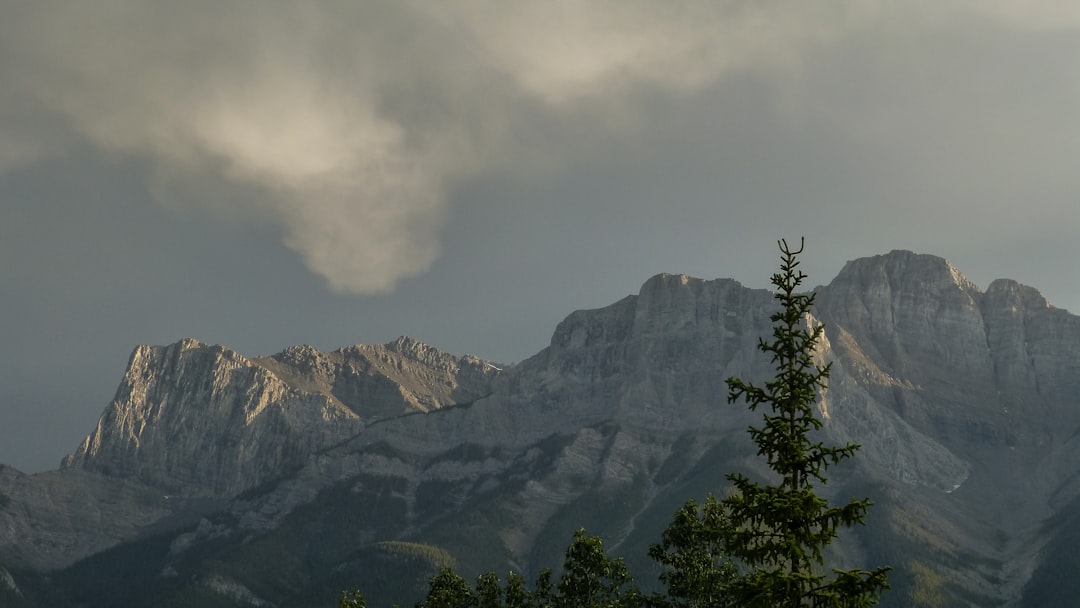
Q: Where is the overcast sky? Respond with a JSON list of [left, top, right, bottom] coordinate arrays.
[[2, 2, 1079, 473]]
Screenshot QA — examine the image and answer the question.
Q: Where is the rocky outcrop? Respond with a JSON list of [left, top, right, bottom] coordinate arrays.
[[331, 274, 778, 460], [60, 337, 499, 498], [252, 336, 497, 419], [981, 278, 1080, 403], [816, 252, 1080, 479], [816, 250, 991, 386], [60, 339, 360, 497]]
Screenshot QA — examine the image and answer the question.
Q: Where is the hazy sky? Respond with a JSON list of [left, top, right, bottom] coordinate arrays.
[[2, 2, 1079, 473]]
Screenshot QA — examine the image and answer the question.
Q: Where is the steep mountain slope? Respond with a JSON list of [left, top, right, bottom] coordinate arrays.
[[0, 465, 175, 572], [2, 250, 1079, 607]]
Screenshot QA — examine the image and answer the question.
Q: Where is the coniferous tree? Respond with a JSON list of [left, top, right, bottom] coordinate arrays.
[[722, 238, 890, 607]]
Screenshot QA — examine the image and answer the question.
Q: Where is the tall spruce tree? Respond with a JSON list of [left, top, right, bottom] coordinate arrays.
[[723, 238, 890, 607]]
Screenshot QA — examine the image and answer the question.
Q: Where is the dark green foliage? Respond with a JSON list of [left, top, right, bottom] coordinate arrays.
[[340, 589, 367, 608], [648, 496, 738, 608], [530, 569, 555, 607], [529, 470, 651, 574], [417, 568, 476, 608], [374, 541, 457, 572], [0, 566, 68, 608], [54, 527, 183, 607], [722, 239, 890, 607], [503, 572, 529, 608], [398, 529, 642, 608], [476, 572, 504, 608], [555, 529, 640, 608]]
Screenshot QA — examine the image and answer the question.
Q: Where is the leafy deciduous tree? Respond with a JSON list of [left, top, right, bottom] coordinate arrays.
[[340, 589, 366, 608], [648, 495, 738, 608], [476, 571, 504, 608], [417, 568, 476, 608], [503, 571, 529, 608], [556, 528, 640, 608]]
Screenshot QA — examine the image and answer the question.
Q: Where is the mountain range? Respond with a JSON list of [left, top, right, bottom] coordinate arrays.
[[2, 250, 1080, 607]]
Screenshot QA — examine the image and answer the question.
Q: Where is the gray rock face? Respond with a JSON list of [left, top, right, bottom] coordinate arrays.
[[60, 337, 499, 498], [252, 336, 498, 418], [816, 250, 990, 385], [816, 251, 1080, 485], [347, 274, 777, 458], [60, 339, 360, 498]]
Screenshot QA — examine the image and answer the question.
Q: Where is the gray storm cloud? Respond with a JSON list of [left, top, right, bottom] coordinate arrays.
[[1, 2, 455, 294], [1, 1, 1074, 293]]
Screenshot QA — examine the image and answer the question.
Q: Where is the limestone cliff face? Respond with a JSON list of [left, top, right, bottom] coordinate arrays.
[[811, 252, 990, 491], [816, 250, 990, 385], [816, 251, 1080, 473], [344, 274, 777, 460], [60, 339, 357, 497], [60, 337, 498, 498], [981, 278, 1080, 404], [252, 336, 497, 419]]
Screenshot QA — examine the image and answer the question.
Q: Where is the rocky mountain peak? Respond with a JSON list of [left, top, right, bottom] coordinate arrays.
[[385, 335, 439, 358], [985, 278, 1051, 310], [828, 249, 980, 296], [59, 339, 357, 496], [257, 337, 499, 417], [61, 337, 499, 497], [815, 251, 1079, 407], [815, 250, 989, 383]]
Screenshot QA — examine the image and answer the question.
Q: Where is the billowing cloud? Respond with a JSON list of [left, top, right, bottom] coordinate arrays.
[[1, 1, 1077, 293]]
